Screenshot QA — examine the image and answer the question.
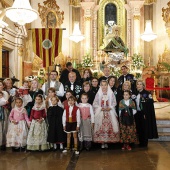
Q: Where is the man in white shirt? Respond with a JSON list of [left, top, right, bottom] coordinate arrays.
[[42, 70, 64, 98]]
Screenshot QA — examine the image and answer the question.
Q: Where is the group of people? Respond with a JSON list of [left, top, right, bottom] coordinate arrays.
[[0, 62, 158, 155]]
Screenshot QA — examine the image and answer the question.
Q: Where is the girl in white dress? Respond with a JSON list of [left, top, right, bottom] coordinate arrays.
[[93, 80, 120, 149]]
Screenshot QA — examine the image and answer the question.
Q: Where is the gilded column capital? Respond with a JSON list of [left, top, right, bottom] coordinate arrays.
[[134, 15, 140, 20], [144, 0, 157, 5]]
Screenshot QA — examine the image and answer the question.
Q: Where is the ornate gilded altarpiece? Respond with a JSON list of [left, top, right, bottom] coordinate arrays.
[[98, 0, 126, 48], [38, 0, 64, 28]]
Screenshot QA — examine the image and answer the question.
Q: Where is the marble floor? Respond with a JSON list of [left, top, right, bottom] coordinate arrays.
[[0, 142, 170, 170]]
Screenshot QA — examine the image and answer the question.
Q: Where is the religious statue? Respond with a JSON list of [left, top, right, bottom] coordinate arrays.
[[103, 25, 129, 56]]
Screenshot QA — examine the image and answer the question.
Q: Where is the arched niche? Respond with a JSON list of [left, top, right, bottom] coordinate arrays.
[[98, 0, 126, 49]]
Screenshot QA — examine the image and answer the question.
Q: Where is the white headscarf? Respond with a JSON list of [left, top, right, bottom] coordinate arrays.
[[93, 83, 119, 133]]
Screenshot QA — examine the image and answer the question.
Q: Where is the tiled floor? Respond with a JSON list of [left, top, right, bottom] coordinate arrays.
[[0, 142, 170, 170]]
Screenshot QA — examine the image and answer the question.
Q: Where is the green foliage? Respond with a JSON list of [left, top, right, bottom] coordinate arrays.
[[161, 62, 170, 72]]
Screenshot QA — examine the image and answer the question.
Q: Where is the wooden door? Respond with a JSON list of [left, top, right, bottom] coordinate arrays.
[[2, 50, 9, 78]]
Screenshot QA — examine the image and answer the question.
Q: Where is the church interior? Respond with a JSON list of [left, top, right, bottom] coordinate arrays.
[[1, 0, 170, 170]]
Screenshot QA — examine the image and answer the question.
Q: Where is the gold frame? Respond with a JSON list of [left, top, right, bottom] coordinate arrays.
[[98, 0, 126, 48], [38, 0, 64, 28]]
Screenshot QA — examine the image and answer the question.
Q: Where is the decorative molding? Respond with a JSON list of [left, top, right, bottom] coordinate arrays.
[[69, 0, 81, 7], [1, 0, 10, 8], [18, 46, 24, 56], [85, 17, 91, 21], [162, 2, 170, 37], [0, 39, 4, 46], [38, 0, 64, 28], [144, 0, 157, 5]]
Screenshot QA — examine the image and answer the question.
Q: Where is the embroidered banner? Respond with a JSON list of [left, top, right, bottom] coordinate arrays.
[[32, 28, 62, 68]]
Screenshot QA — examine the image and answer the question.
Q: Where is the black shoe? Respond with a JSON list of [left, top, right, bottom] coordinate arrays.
[[0, 145, 6, 151], [12, 147, 20, 152]]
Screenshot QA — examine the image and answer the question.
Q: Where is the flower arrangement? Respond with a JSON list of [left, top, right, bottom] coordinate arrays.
[[131, 53, 145, 69], [111, 67, 121, 78], [81, 54, 93, 67]]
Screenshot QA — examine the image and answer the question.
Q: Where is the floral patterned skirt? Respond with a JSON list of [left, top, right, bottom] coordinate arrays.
[[93, 112, 120, 143], [6, 120, 28, 147], [27, 120, 49, 151], [119, 116, 137, 143]]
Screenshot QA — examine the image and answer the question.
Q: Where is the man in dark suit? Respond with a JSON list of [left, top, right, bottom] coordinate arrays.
[[98, 67, 111, 84], [59, 62, 81, 85], [118, 65, 136, 92], [64, 72, 82, 99]]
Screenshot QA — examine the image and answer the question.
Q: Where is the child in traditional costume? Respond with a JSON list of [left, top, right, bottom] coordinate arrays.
[[18, 81, 32, 107], [119, 90, 137, 151], [6, 98, 30, 150], [93, 80, 120, 149], [62, 90, 73, 109], [47, 96, 65, 150], [78, 93, 94, 151], [27, 94, 49, 151], [62, 96, 80, 154], [45, 87, 63, 109]]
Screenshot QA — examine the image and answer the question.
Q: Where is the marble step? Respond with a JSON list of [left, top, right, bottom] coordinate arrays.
[[150, 132, 170, 141], [157, 124, 170, 132], [156, 120, 170, 125], [150, 120, 170, 141]]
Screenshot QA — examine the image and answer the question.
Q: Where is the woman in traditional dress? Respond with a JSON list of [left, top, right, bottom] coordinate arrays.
[[26, 79, 44, 117], [0, 81, 9, 150], [27, 94, 49, 151], [135, 79, 158, 147], [93, 80, 120, 149]]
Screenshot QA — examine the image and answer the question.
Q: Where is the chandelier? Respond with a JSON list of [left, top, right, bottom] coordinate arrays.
[[141, 20, 157, 42], [69, 22, 85, 43], [5, 0, 38, 25]]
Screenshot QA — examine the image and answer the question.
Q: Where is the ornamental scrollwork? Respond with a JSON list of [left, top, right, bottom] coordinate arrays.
[[162, 2, 170, 26], [38, 0, 64, 28]]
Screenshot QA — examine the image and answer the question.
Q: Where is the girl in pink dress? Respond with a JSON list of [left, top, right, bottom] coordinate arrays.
[[27, 94, 49, 151], [78, 93, 94, 151], [6, 98, 30, 150], [93, 80, 120, 149]]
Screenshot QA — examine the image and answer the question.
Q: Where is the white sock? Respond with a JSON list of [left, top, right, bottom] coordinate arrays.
[[60, 143, 63, 149], [54, 144, 57, 149]]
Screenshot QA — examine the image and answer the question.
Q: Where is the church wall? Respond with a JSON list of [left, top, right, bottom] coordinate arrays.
[[153, 0, 170, 65]]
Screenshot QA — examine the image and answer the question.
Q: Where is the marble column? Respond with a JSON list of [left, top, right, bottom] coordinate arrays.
[[18, 46, 24, 86], [80, 1, 95, 56], [92, 5, 99, 58], [125, 0, 144, 55]]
